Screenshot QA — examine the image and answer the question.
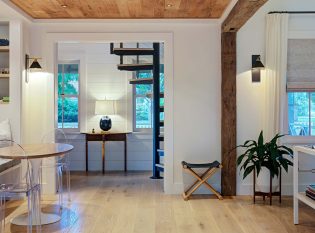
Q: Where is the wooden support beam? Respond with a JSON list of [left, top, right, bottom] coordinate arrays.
[[221, 0, 269, 196], [221, 32, 237, 196], [222, 0, 268, 32]]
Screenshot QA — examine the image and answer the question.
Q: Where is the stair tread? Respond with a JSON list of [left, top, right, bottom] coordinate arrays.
[[119, 63, 153, 66], [158, 134, 164, 141], [118, 63, 153, 71], [129, 78, 153, 84], [146, 92, 164, 98], [114, 48, 154, 51], [113, 48, 154, 55]]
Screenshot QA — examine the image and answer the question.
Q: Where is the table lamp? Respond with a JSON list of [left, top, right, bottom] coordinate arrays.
[[95, 100, 116, 131]]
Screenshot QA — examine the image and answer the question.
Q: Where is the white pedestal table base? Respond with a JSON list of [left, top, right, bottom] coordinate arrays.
[[11, 212, 61, 226]]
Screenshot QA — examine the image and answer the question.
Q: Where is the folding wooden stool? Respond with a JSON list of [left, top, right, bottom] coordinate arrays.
[[182, 161, 223, 200]]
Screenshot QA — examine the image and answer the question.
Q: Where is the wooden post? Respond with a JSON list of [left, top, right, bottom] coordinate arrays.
[[221, 0, 269, 196], [221, 32, 237, 196]]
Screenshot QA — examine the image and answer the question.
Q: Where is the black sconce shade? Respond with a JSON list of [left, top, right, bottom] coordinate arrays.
[[25, 54, 42, 83], [252, 55, 265, 69], [29, 59, 42, 69], [252, 55, 265, 82]]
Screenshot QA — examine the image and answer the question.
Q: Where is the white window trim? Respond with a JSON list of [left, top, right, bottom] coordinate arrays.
[[283, 91, 315, 144], [55, 60, 80, 133]]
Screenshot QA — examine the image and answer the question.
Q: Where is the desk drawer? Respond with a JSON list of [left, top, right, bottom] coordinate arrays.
[[104, 133, 126, 141], [85, 133, 126, 141], [86, 134, 103, 141]]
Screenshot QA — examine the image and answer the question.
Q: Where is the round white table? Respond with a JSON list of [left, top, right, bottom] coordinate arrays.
[[0, 143, 74, 226]]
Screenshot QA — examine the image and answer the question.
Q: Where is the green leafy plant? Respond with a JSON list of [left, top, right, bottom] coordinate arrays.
[[237, 131, 293, 179]]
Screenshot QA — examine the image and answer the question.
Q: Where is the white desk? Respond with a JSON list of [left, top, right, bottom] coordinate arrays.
[[293, 146, 315, 224]]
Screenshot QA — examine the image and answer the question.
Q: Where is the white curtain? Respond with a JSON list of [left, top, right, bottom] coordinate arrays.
[[264, 14, 289, 140]]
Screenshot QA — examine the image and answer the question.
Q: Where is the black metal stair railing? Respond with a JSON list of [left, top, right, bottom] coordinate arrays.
[[110, 42, 164, 179]]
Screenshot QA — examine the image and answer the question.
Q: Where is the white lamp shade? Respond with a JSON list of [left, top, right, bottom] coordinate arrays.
[[95, 100, 116, 115]]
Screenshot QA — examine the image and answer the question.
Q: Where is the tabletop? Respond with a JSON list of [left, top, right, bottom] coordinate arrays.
[[0, 143, 74, 159], [81, 132, 131, 135]]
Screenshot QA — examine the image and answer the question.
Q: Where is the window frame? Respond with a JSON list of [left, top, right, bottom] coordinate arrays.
[[284, 91, 315, 144], [56, 60, 80, 132], [132, 71, 153, 133]]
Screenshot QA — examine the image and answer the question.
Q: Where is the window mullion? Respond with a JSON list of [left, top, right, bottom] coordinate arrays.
[[62, 65, 65, 128], [308, 92, 312, 136]]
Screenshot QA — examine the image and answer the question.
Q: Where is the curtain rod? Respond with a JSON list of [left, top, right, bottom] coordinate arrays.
[[268, 11, 315, 14]]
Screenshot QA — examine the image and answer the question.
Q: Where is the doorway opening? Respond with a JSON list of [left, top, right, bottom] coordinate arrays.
[[56, 41, 165, 183]]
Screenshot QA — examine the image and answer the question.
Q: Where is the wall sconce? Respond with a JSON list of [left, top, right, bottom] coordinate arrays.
[[25, 54, 42, 83], [252, 55, 265, 82]]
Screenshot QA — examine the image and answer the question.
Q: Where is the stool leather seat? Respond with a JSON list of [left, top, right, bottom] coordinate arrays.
[[181, 161, 220, 169]]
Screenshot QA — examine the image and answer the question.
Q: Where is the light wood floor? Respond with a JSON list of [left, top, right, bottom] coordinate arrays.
[[4, 172, 315, 233]]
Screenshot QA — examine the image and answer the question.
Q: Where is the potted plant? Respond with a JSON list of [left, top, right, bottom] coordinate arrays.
[[237, 131, 293, 200]]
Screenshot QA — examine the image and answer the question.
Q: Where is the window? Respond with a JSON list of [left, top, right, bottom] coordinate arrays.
[[133, 65, 164, 131], [134, 71, 153, 130], [57, 63, 79, 129], [286, 40, 315, 137], [288, 92, 315, 136]]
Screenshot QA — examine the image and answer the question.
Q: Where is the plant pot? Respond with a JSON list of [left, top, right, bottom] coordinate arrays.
[[255, 167, 279, 193]]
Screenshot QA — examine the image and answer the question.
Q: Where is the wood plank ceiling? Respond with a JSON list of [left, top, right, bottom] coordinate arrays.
[[10, 0, 231, 19]]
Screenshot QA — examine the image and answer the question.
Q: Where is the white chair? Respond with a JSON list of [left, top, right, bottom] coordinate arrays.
[[0, 140, 41, 233], [40, 129, 71, 209]]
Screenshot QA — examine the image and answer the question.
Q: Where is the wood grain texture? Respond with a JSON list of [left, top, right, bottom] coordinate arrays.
[[4, 172, 315, 233], [9, 0, 231, 19], [0, 143, 73, 159], [221, 32, 236, 196], [222, 0, 269, 32], [220, 0, 269, 196]]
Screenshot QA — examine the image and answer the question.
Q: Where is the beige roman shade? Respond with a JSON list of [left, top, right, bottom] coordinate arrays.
[[287, 39, 315, 92]]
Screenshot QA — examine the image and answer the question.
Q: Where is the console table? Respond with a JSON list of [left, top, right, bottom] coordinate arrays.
[[293, 146, 315, 224], [82, 132, 129, 174]]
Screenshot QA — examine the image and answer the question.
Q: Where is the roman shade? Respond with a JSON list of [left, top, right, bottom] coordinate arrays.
[[287, 39, 315, 92]]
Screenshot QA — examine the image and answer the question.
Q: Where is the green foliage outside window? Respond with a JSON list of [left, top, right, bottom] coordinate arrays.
[[135, 65, 164, 129], [288, 92, 315, 136], [58, 64, 79, 129]]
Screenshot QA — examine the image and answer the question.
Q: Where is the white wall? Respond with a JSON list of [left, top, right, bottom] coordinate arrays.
[[21, 20, 221, 194], [58, 43, 153, 171], [237, 0, 315, 195], [58, 43, 129, 132], [2, 0, 314, 195]]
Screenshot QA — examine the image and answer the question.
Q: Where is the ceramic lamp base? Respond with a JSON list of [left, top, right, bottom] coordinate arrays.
[[100, 116, 112, 131]]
